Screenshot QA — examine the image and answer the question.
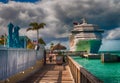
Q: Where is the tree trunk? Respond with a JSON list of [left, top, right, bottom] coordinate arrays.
[[37, 30, 39, 44]]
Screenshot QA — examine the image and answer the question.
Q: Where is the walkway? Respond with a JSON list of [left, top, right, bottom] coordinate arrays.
[[18, 63, 74, 83]]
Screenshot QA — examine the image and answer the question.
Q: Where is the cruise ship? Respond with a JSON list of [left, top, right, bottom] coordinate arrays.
[[69, 19, 104, 53]]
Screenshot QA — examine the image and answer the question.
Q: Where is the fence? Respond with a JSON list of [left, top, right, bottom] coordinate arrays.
[[0, 47, 44, 80], [67, 56, 103, 83]]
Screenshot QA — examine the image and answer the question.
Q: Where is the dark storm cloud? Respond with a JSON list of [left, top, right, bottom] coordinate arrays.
[[53, 0, 120, 30], [0, 7, 19, 20], [0, 0, 120, 45]]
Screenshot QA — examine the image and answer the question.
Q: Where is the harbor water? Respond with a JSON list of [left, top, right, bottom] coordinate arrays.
[[72, 52, 120, 83]]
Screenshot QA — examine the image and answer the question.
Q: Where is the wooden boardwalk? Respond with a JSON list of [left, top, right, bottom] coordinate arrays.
[[18, 63, 74, 83]]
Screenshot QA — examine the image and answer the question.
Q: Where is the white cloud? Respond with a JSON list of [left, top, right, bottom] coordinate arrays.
[[0, 0, 120, 45], [105, 27, 120, 40]]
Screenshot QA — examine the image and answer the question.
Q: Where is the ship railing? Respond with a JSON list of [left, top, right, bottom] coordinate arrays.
[[67, 56, 103, 83]]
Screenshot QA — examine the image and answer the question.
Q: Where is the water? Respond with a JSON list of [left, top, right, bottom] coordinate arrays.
[[72, 40, 120, 82], [72, 52, 120, 83]]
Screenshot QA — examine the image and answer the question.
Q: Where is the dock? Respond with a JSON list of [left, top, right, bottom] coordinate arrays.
[[18, 63, 74, 83], [0, 49, 103, 83]]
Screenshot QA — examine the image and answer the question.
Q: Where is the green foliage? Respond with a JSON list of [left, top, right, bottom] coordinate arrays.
[[26, 36, 35, 49], [0, 35, 7, 45], [27, 42, 35, 49], [38, 38, 46, 45], [26, 22, 46, 31], [50, 42, 54, 50]]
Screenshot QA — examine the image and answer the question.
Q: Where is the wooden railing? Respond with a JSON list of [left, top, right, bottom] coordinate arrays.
[[67, 56, 103, 83]]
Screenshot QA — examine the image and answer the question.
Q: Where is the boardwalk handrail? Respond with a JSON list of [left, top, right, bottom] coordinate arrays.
[[67, 56, 103, 83]]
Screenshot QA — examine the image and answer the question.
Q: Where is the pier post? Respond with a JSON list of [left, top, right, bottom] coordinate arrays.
[[101, 53, 119, 63], [44, 50, 46, 65]]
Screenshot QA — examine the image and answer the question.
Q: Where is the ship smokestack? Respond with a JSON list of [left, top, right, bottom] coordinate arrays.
[[73, 22, 78, 25]]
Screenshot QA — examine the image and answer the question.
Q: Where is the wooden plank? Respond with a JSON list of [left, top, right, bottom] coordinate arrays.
[[17, 64, 74, 83]]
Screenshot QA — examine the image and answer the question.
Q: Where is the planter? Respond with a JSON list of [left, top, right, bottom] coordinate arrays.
[[56, 56, 63, 65]]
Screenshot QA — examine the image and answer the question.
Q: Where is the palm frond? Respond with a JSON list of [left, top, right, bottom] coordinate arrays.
[[38, 23, 46, 29], [38, 38, 46, 45], [29, 22, 38, 27], [26, 28, 33, 31]]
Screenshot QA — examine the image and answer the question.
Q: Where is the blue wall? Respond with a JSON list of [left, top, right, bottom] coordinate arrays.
[[0, 47, 44, 80]]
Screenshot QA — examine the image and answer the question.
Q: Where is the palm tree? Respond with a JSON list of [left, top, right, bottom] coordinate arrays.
[[26, 22, 46, 44]]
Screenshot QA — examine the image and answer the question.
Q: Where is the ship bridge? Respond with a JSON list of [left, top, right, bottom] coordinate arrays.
[[71, 18, 104, 39], [72, 18, 104, 33]]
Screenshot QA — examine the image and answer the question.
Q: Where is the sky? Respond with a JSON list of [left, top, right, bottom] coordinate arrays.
[[0, 0, 120, 49], [99, 40, 120, 51]]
